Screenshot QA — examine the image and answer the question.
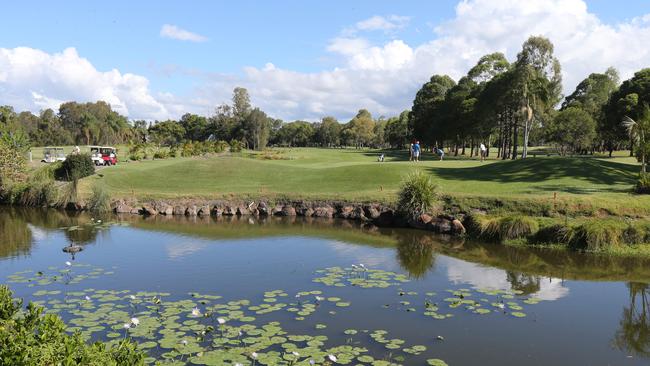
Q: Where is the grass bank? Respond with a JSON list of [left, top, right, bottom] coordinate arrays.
[[14, 147, 650, 256]]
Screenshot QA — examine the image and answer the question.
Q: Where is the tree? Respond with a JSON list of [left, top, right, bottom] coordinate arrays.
[[513, 36, 562, 159], [604, 68, 650, 156], [241, 108, 270, 150], [547, 107, 596, 155], [314, 116, 341, 147], [342, 109, 375, 148], [179, 113, 209, 141], [232, 87, 252, 120], [409, 75, 456, 146], [622, 104, 650, 174], [274, 121, 314, 147], [149, 120, 186, 146], [385, 110, 410, 148]]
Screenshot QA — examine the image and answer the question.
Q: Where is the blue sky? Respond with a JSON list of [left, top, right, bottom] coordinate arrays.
[[2, 0, 650, 120]]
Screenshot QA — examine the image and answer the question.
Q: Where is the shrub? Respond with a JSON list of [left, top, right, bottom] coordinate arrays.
[[169, 146, 178, 158], [635, 173, 650, 194], [0, 285, 145, 365], [229, 139, 242, 152], [88, 182, 111, 212], [153, 150, 169, 159], [0, 142, 27, 186], [568, 220, 625, 251], [181, 142, 195, 157], [396, 170, 439, 219], [54, 154, 94, 181]]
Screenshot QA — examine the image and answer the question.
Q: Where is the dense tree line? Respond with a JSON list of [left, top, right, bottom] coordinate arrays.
[[408, 35, 650, 162], [0, 88, 410, 151]]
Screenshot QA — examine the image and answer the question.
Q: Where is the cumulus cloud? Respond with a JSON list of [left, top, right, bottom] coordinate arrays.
[[160, 24, 208, 42], [212, 0, 650, 121], [0, 47, 170, 120], [4, 0, 650, 122]]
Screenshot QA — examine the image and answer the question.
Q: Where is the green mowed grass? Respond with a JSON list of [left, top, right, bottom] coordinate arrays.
[[81, 147, 650, 214]]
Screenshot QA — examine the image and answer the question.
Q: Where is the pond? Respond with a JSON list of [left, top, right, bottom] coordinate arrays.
[[1, 208, 650, 365]]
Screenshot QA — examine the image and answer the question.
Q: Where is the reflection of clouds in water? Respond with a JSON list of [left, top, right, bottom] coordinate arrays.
[[27, 224, 48, 241], [165, 241, 208, 260], [442, 256, 569, 301], [327, 241, 392, 268]]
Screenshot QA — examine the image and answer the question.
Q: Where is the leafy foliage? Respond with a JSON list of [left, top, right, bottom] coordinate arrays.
[[54, 153, 95, 181], [0, 285, 145, 366]]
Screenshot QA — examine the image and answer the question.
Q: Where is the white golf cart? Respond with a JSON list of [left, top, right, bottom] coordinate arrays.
[[89, 145, 103, 166], [41, 147, 66, 163]]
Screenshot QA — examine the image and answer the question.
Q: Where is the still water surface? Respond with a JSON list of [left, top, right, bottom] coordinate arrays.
[[1, 208, 649, 365]]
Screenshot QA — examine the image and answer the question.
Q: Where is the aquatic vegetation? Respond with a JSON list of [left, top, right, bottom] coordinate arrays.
[[2, 261, 556, 365], [312, 266, 410, 289]]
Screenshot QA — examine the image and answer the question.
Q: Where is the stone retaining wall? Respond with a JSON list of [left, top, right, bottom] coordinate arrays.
[[110, 199, 466, 236]]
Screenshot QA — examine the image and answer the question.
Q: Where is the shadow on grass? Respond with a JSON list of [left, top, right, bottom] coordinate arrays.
[[432, 157, 639, 188]]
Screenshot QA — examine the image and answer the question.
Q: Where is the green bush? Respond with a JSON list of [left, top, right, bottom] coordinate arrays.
[[568, 220, 625, 251], [54, 154, 94, 181], [181, 142, 195, 157], [396, 170, 439, 219], [153, 150, 169, 159], [635, 173, 650, 194], [229, 139, 242, 153], [0, 285, 145, 365]]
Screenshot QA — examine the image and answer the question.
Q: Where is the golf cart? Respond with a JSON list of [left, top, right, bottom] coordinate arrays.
[[99, 146, 118, 166], [89, 145, 103, 165], [41, 147, 66, 163]]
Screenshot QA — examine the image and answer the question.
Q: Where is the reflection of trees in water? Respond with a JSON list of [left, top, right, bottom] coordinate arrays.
[[505, 271, 541, 295], [64, 226, 99, 245], [395, 232, 437, 279], [0, 210, 32, 258], [613, 282, 650, 358]]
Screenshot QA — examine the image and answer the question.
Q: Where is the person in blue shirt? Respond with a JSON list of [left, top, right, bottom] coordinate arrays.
[[412, 141, 421, 162]]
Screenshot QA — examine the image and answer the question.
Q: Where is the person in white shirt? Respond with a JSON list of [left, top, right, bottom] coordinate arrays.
[[479, 143, 487, 162]]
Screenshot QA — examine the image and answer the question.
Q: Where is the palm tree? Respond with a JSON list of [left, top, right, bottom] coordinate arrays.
[[622, 104, 650, 174]]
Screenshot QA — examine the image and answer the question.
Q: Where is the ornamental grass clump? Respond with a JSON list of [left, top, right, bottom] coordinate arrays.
[[396, 171, 439, 219], [568, 220, 626, 252], [498, 216, 539, 241], [88, 182, 111, 212]]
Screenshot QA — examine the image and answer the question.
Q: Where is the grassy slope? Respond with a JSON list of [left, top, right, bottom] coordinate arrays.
[[79, 147, 650, 215]]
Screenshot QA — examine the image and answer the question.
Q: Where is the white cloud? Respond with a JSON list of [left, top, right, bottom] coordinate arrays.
[[204, 0, 650, 121], [354, 15, 411, 33], [160, 24, 208, 42], [4, 1, 650, 122], [0, 47, 170, 120], [443, 256, 569, 301]]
